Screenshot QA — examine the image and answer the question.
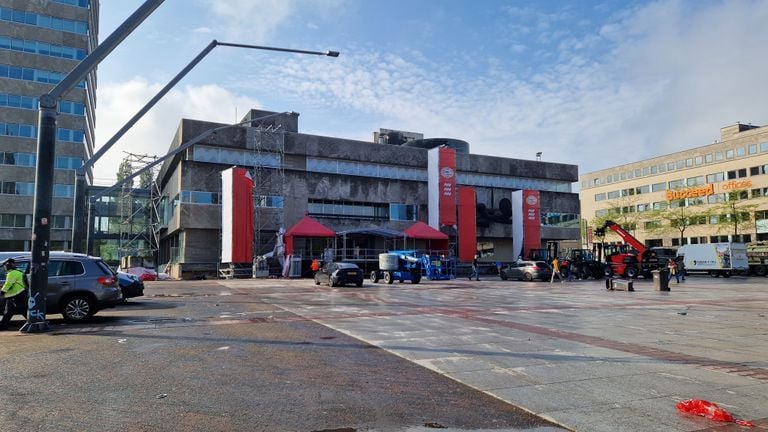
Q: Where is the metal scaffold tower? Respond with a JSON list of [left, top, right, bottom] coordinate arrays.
[[248, 125, 286, 257], [117, 151, 160, 265]]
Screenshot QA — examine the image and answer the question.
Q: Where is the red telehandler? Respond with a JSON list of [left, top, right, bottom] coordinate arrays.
[[595, 220, 659, 278]]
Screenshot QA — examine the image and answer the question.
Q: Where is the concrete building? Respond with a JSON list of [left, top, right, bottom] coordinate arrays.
[[580, 122, 768, 247], [0, 0, 98, 252], [156, 110, 580, 278]]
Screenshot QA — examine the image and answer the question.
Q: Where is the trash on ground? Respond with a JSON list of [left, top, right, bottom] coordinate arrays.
[[676, 399, 754, 427]]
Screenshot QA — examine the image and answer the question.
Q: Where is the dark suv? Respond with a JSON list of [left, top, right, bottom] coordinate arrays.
[[0, 252, 122, 323]]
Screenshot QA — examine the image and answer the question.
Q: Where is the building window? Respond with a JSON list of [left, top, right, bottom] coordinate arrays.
[[180, 191, 220, 205], [607, 191, 620, 199], [389, 204, 417, 221], [726, 150, 734, 159], [707, 194, 726, 204], [635, 185, 650, 194], [595, 209, 607, 217], [54, 156, 82, 170], [685, 158, 693, 167], [750, 165, 768, 176], [705, 153, 713, 163], [0, 7, 88, 34], [652, 201, 667, 210], [737, 147, 745, 157], [51, 215, 72, 229], [727, 169, 748, 179], [51, 0, 90, 8], [686, 176, 704, 186], [53, 184, 74, 198], [749, 144, 757, 155], [0, 36, 87, 60], [1, 181, 34, 196], [761, 142, 768, 152], [642, 167, 649, 176], [668, 179, 685, 189], [658, 163, 666, 173], [0, 63, 85, 88], [637, 203, 650, 212], [650, 165, 657, 174], [594, 193, 606, 202], [0, 213, 31, 228], [695, 156, 703, 165], [255, 195, 284, 208], [651, 182, 666, 192], [706, 172, 724, 183], [667, 162, 675, 171], [308, 199, 388, 220]]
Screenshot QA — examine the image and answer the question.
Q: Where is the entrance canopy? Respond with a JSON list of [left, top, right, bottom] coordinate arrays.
[[285, 216, 335, 255]]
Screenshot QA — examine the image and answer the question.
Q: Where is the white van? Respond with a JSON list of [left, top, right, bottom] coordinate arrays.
[[676, 243, 749, 277]]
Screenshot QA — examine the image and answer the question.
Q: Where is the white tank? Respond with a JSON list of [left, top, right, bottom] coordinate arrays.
[[379, 253, 400, 271]]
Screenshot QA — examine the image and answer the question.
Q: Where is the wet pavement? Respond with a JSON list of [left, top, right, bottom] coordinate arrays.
[[216, 274, 768, 432]]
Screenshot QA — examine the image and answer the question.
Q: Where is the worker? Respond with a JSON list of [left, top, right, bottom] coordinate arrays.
[[550, 257, 564, 284], [0, 258, 28, 330], [469, 253, 480, 281], [667, 258, 680, 283], [311, 258, 321, 274]]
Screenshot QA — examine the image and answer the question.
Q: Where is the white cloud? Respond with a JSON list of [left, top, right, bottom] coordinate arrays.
[[93, 78, 261, 184]]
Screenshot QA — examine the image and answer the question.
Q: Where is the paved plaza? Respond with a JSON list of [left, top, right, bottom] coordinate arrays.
[[219, 274, 768, 431]]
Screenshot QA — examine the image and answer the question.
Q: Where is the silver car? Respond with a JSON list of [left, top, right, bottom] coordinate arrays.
[[500, 260, 552, 282], [0, 252, 122, 323]]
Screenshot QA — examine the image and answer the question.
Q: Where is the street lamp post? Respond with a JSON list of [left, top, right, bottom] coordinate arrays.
[[22, 0, 165, 333], [72, 41, 339, 254]]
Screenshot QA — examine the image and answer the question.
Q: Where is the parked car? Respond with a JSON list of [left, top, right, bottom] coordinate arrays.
[[314, 262, 364, 287], [500, 260, 552, 282], [0, 252, 122, 323], [117, 271, 145, 299]]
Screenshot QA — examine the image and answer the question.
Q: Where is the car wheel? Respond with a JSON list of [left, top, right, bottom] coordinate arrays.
[[314, 276, 320, 286], [61, 295, 95, 323], [384, 272, 394, 284], [370, 271, 380, 283], [722, 271, 731, 278], [523, 272, 533, 282], [411, 272, 421, 284], [500, 272, 508, 280], [709, 271, 719, 278], [329, 278, 336, 287], [625, 267, 638, 279], [604, 266, 613, 277]]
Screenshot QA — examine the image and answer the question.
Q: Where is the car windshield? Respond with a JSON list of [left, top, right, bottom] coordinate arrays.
[[535, 261, 549, 267], [336, 263, 360, 269]]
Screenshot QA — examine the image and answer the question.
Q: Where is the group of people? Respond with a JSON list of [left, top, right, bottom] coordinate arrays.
[[667, 257, 686, 283], [0, 258, 28, 330]]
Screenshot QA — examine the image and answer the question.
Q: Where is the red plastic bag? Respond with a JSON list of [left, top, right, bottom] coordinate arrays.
[[676, 399, 754, 427]]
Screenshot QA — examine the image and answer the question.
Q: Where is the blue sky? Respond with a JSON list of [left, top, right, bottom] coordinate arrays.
[[93, 0, 768, 185]]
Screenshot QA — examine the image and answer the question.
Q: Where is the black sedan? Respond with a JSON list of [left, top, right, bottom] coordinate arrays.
[[117, 271, 145, 299], [314, 262, 364, 287]]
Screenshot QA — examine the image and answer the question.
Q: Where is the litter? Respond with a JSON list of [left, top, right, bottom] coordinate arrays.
[[676, 399, 754, 427]]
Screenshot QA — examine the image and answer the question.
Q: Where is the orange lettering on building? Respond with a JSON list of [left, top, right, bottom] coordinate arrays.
[[720, 180, 752, 191], [666, 183, 714, 201]]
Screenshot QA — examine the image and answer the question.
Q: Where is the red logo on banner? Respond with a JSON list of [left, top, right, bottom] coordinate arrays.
[[438, 147, 457, 226]]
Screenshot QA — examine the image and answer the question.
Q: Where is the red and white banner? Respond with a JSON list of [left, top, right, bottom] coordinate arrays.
[[428, 146, 457, 228], [457, 187, 477, 262], [221, 167, 254, 263], [522, 190, 541, 259]]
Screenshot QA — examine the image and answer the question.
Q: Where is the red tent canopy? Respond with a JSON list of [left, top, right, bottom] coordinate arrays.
[[404, 221, 448, 240], [284, 216, 335, 255]]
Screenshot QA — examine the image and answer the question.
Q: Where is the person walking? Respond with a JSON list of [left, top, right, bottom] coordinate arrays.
[[0, 258, 28, 330], [469, 253, 480, 281], [311, 258, 321, 275], [550, 256, 564, 284], [667, 258, 680, 283]]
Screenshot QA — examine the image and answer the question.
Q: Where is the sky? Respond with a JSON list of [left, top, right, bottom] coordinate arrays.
[[92, 0, 768, 186]]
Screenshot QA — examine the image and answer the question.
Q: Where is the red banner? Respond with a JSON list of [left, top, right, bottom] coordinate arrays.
[[231, 168, 254, 263], [523, 190, 541, 259], [438, 147, 457, 226], [458, 187, 476, 262]]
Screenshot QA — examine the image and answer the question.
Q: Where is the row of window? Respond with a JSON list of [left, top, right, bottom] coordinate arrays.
[[1, 152, 83, 169], [0, 92, 84, 115], [596, 189, 768, 217], [0, 35, 87, 60], [307, 157, 572, 193], [595, 164, 768, 202], [586, 142, 768, 188], [666, 234, 754, 246], [0, 63, 85, 88], [51, 0, 89, 8], [0, 181, 73, 197], [541, 212, 580, 228], [0, 240, 70, 252], [308, 199, 417, 221], [0, 7, 88, 35], [0, 213, 72, 229], [0, 123, 84, 142]]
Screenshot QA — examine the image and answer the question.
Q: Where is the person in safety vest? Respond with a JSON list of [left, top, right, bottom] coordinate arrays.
[[311, 258, 321, 274], [1, 258, 28, 330]]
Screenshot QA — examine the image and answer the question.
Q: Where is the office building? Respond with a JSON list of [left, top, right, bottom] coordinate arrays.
[[580, 123, 768, 247], [0, 0, 98, 251]]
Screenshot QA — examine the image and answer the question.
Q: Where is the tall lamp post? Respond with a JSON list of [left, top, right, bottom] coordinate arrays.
[[72, 41, 339, 254], [22, 0, 165, 333]]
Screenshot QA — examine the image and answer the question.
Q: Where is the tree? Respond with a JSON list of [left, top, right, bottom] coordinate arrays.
[[707, 190, 758, 239], [590, 194, 644, 241], [116, 159, 134, 189], [644, 199, 708, 245], [139, 169, 154, 189]]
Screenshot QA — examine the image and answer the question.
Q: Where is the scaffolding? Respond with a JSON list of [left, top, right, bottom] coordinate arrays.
[[117, 152, 160, 266], [248, 125, 286, 257]]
